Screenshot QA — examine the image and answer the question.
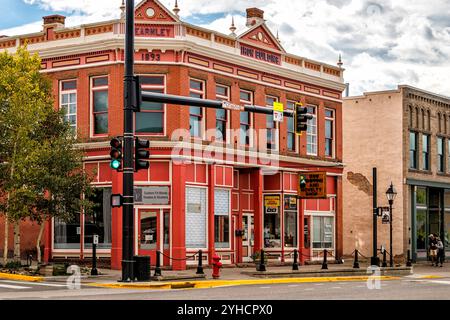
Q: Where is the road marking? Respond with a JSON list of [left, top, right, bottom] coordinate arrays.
[[0, 283, 31, 290], [0, 280, 67, 288], [288, 285, 299, 288], [304, 288, 314, 291], [314, 284, 324, 286], [331, 287, 342, 289], [260, 287, 271, 289]]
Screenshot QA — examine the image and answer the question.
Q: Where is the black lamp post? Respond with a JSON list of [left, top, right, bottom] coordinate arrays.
[[386, 183, 397, 267]]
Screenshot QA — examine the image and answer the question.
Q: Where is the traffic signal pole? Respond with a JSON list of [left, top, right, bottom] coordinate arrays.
[[121, 0, 135, 282]]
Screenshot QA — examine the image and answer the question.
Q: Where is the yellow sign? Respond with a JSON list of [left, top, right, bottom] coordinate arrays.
[[264, 195, 280, 207], [273, 102, 284, 113], [298, 172, 327, 199]]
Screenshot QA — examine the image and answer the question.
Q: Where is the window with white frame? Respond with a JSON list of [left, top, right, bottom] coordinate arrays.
[[60, 80, 77, 135], [286, 101, 296, 152], [185, 187, 207, 248], [312, 216, 334, 249], [214, 189, 230, 249], [306, 105, 317, 156], [91, 76, 109, 136], [189, 79, 205, 138], [215, 84, 230, 143], [136, 75, 165, 134], [325, 109, 335, 158], [266, 96, 279, 151], [240, 89, 253, 146]]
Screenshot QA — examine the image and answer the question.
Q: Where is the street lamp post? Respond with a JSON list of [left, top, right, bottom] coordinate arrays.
[[386, 182, 397, 267]]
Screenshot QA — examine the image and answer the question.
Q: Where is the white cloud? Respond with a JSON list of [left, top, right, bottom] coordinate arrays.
[[1, 0, 449, 97]]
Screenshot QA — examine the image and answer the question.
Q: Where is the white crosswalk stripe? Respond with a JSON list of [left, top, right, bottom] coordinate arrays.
[[0, 280, 67, 288], [0, 283, 31, 290]]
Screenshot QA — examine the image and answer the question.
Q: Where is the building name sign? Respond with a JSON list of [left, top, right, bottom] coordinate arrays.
[[240, 45, 281, 65], [298, 172, 328, 199], [134, 187, 170, 205], [135, 25, 174, 37]]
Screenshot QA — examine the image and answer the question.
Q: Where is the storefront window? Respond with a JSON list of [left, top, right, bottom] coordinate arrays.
[[312, 216, 334, 249], [140, 211, 157, 250], [186, 187, 207, 248], [54, 215, 81, 250], [444, 191, 450, 248], [284, 195, 298, 248], [164, 211, 170, 250], [264, 195, 281, 248], [214, 189, 230, 249], [416, 209, 427, 250], [84, 187, 112, 249]]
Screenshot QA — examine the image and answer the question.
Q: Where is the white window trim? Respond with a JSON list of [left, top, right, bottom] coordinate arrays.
[[90, 75, 109, 138], [215, 84, 231, 144], [60, 79, 77, 137], [185, 185, 209, 251], [239, 89, 254, 148], [306, 105, 318, 156], [136, 74, 167, 136], [325, 108, 336, 158], [189, 78, 206, 140]]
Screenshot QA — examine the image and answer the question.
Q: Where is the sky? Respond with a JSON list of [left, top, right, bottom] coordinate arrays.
[[0, 0, 449, 97]]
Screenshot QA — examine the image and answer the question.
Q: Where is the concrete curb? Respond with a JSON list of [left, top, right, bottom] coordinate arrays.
[[87, 275, 401, 290], [0, 272, 44, 282]]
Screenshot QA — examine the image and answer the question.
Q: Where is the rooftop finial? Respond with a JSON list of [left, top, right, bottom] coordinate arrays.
[[337, 54, 343, 68], [276, 30, 280, 43], [229, 16, 237, 37], [120, 0, 125, 20], [173, 0, 180, 17]]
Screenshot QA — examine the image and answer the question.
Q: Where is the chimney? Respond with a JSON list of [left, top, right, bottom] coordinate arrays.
[[246, 8, 265, 27], [43, 15, 66, 30]]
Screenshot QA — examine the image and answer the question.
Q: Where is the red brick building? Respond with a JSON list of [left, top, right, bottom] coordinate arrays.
[[0, 0, 346, 270]]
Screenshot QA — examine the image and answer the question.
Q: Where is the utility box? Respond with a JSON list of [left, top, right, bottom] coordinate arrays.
[[133, 256, 151, 282]]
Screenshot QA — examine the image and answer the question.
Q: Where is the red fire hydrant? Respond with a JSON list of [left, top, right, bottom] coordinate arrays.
[[212, 254, 223, 279]]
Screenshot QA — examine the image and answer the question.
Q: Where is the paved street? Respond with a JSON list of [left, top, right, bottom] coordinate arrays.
[[1, 272, 450, 300]]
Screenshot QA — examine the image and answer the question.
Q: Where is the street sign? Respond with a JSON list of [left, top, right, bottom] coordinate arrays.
[[381, 208, 391, 224], [222, 101, 244, 111], [273, 102, 284, 122], [298, 172, 327, 199], [93, 235, 99, 245]]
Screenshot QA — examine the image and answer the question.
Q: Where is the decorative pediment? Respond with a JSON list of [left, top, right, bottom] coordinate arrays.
[[134, 0, 179, 22], [238, 23, 285, 53]]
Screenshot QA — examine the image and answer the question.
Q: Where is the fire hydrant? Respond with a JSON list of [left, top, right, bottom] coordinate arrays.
[[212, 254, 223, 279]]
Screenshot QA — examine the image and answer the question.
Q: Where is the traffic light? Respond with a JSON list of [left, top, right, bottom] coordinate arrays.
[[135, 137, 150, 172], [110, 137, 123, 171], [300, 175, 307, 191], [294, 103, 313, 135]]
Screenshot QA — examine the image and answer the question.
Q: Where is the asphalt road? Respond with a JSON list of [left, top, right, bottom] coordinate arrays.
[[1, 275, 450, 300]]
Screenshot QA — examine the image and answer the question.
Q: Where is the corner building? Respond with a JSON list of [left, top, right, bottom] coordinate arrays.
[[0, 1, 346, 270]]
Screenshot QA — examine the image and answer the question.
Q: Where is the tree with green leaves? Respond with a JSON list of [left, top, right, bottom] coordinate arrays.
[[0, 46, 94, 265]]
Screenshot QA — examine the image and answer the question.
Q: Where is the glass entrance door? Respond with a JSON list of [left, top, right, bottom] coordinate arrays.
[[242, 214, 254, 262], [138, 209, 170, 267]]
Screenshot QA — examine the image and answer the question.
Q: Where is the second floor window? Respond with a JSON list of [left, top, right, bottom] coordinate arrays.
[[287, 101, 296, 152], [422, 134, 430, 171], [60, 80, 77, 135], [136, 75, 165, 134], [91, 76, 109, 136], [306, 106, 317, 156], [240, 90, 253, 146], [216, 85, 230, 142], [438, 137, 444, 173], [325, 109, 335, 157], [410, 132, 418, 169], [189, 79, 205, 138], [266, 96, 278, 150]]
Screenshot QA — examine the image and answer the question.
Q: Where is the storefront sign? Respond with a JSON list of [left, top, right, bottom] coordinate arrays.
[[134, 187, 170, 205], [284, 195, 298, 211], [240, 45, 281, 65], [264, 195, 280, 207], [298, 172, 327, 199]]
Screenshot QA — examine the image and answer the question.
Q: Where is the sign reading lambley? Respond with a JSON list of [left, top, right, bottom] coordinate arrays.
[[298, 172, 327, 199], [135, 186, 170, 205]]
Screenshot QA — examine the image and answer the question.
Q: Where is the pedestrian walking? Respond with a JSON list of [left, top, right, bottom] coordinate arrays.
[[429, 234, 438, 266], [436, 236, 445, 267]]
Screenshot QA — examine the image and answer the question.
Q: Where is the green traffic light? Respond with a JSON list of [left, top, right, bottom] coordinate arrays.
[[110, 159, 121, 170]]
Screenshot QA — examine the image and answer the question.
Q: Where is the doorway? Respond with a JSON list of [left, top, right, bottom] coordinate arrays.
[[242, 214, 254, 262]]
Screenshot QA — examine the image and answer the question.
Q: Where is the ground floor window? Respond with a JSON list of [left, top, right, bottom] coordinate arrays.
[[54, 215, 81, 250], [185, 187, 207, 248], [264, 195, 281, 248], [214, 189, 230, 249], [84, 188, 112, 249], [312, 216, 334, 249], [284, 195, 298, 248]]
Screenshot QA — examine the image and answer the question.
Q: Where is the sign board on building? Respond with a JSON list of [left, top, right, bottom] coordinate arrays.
[[134, 187, 170, 205], [284, 195, 298, 211], [264, 195, 280, 214], [240, 45, 281, 65], [297, 172, 327, 199]]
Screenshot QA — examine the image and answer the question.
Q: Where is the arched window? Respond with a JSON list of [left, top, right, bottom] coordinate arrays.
[[421, 109, 425, 130], [444, 114, 447, 134], [427, 110, 431, 131], [438, 113, 442, 133], [409, 106, 413, 128], [415, 107, 419, 129]]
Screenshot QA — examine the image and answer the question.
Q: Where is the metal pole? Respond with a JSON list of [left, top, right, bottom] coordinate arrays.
[[293, 249, 299, 271], [390, 202, 394, 267], [121, 0, 135, 282], [91, 237, 98, 276], [371, 168, 380, 266]]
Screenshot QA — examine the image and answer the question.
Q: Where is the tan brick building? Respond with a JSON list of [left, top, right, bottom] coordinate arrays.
[[343, 85, 450, 262]]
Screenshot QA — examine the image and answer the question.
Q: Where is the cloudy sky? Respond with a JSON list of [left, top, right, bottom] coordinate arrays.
[[1, 0, 449, 96]]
